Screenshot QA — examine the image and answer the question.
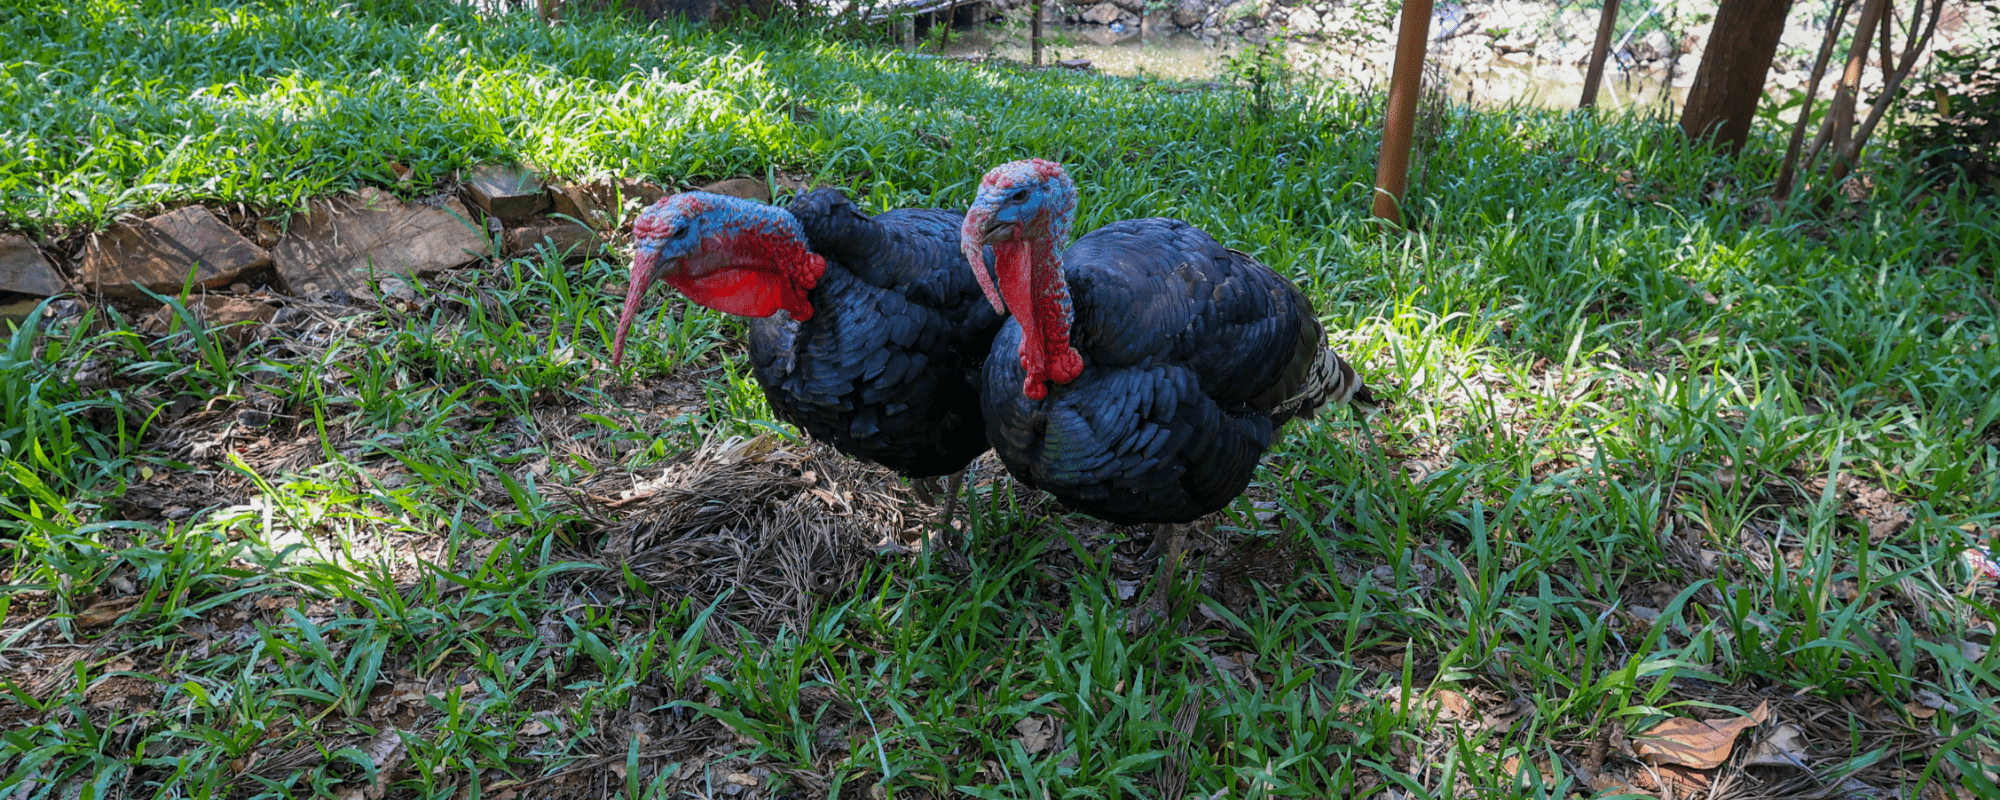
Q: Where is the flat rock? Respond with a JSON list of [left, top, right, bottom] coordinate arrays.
[[548, 185, 612, 230], [273, 188, 491, 301], [464, 164, 550, 223], [697, 177, 772, 203], [137, 295, 278, 342], [78, 207, 271, 300], [1081, 2, 1122, 24], [0, 298, 42, 331], [0, 235, 63, 296], [550, 178, 671, 228], [507, 221, 604, 262]]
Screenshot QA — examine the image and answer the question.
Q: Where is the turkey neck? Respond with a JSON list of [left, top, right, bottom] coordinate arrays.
[[997, 236, 1083, 400]]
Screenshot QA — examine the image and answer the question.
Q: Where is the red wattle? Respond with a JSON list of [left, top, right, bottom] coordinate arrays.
[[1032, 238, 1083, 386], [995, 241, 1048, 400], [996, 238, 1082, 400]]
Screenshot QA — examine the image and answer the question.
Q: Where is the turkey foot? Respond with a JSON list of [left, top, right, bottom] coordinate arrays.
[[1128, 522, 1190, 635], [910, 472, 969, 554], [912, 476, 941, 505]]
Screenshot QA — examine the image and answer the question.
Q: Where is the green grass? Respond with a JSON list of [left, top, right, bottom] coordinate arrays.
[[4, 0, 2000, 798]]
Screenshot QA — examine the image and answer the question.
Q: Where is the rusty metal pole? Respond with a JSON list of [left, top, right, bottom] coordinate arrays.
[[1370, 0, 1434, 226], [1579, 0, 1622, 109]]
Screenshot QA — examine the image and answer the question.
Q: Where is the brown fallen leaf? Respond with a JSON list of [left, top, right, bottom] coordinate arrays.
[[1436, 689, 1475, 721], [1655, 763, 1712, 795], [1015, 715, 1056, 754], [1633, 701, 1769, 770], [1743, 722, 1808, 768], [75, 597, 141, 628], [333, 728, 405, 800]]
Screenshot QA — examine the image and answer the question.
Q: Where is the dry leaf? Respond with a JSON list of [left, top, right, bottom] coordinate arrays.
[[725, 773, 759, 786], [334, 728, 406, 800], [1436, 690, 1475, 721], [1655, 763, 1711, 795], [1015, 716, 1055, 754], [75, 597, 141, 628], [1743, 722, 1808, 768], [1634, 701, 1769, 770]]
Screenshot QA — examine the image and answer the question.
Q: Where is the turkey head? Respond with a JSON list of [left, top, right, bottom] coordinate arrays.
[[614, 192, 827, 365], [961, 158, 1083, 400]]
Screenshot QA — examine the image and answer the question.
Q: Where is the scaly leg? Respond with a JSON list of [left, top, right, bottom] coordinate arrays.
[[1129, 522, 1188, 635], [938, 468, 966, 552]]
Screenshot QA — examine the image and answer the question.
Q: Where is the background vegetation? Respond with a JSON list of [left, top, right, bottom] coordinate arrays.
[[1, 0, 1996, 797]]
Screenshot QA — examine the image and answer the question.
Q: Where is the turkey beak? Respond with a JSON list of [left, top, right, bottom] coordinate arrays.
[[612, 251, 671, 367], [961, 207, 1007, 314]]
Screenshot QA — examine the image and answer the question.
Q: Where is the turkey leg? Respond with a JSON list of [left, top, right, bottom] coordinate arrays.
[[1130, 522, 1189, 634], [939, 468, 966, 551]]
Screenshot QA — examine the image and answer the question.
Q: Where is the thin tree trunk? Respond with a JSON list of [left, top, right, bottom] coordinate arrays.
[[1878, 2, 1894, 76], [1827, 0, 1944, 188], [1677, 0, 1797, 153], [1031, 0, 1044, 66], [1370, 0, 1435, 226], [933, 0, 961, 54], [1579, 0, 1623, 109], [1773, 0, 1855, 201], [1811, 0, 1890, 168]]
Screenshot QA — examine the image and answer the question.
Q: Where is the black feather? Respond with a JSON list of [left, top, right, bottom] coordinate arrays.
[[746, 189, 1004, 479], [982, 217, 1364, 524]]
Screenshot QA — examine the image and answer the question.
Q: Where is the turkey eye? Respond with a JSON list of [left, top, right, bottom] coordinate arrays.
[[1009, 188, 1030, 204]]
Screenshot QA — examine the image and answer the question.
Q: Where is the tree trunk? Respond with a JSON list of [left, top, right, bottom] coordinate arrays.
[[1579, 0, 1623, 109], [1677, 0, 1797, 152], [1772, 0, 1855, 202], [1370, 0, 1434, 226], [1031, 0, 1044, 67], [1811, 0, 1890, 166], [1827, 0, 1944, 187]]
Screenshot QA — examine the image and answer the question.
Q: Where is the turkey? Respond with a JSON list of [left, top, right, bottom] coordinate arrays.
[[958, 159, 1376, 622], [613, 188, 1005, 525]]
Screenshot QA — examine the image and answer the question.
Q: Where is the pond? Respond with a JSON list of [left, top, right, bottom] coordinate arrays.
[[939, 21, 1686, 112]]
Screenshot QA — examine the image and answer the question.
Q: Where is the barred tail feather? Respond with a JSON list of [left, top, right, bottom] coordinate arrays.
[[1284, 346, 1377, 421]]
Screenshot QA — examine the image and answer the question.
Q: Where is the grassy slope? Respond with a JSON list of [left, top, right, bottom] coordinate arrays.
[[4, 0, 2000, 797]]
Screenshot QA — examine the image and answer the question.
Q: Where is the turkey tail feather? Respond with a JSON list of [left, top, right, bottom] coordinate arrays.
[[1284, 345, 1378, 420]]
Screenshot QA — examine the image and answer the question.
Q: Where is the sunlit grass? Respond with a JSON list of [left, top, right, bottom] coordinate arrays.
[[2, 0, 1998, 797]]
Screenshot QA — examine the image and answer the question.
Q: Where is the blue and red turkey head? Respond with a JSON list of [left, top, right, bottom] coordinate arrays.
[[610, 188, 1006, 524], [614, 192, 827, 364]]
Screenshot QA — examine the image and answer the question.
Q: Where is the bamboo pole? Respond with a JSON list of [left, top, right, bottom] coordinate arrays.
[[1579, 0, 1623, 109], [1369, 0, 1435, 226]]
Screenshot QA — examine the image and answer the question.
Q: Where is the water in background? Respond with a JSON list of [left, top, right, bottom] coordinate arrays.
[[940, 22, 1686, 112]]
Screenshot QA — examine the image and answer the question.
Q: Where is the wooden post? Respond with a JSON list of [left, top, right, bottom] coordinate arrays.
[[1579, 0, 1622, 109], [1370, 0, 1435, 226], [1032, 0, 1044, 66]]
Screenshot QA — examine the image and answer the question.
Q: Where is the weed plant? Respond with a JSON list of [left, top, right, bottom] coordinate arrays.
[[1, 0, 1998, 797]]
